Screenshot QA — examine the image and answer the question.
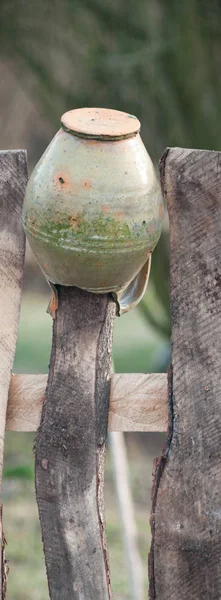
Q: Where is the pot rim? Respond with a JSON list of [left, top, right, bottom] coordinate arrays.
[[61, 107, 141, 141]]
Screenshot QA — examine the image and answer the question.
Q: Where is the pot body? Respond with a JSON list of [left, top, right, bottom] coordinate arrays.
[[23, 127, 163, 293]]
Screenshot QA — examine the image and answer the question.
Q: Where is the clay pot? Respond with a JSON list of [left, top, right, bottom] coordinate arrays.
[[23, 108, 163, 313]]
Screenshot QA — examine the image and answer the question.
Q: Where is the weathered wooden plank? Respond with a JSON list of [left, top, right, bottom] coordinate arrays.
[[149, 148, 221, 600], [0, 150, 27, 598], [35, 286, 115, 600], [6, 373, 168, 432], [110, 373, 167, 432]]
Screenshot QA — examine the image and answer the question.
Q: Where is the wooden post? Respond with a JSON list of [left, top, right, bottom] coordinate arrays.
[[149, 148, 221, 599], [35, 286, 116, 599], [0, 150, 27, 597]]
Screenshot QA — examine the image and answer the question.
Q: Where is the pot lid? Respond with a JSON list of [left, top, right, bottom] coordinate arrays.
[[61, 107, 140, 141]]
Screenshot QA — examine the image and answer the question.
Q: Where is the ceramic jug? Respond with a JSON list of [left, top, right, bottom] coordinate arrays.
[[23, 107, 163, 313]]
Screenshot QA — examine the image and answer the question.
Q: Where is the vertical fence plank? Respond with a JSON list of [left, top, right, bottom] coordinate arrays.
[[149, 148, 221, 599], [0, 150, 27, 597], [35, 286, 115, 600]]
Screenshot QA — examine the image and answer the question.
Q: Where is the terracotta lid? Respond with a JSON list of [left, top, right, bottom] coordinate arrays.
[[61, 107, 140, 140]]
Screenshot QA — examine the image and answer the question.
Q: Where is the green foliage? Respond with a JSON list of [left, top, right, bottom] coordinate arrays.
[[4, 465, 34, 479], [1, 0, 221, 158]]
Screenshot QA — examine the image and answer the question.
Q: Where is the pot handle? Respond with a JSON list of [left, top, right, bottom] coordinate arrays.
[[113, 254, 152, 316]]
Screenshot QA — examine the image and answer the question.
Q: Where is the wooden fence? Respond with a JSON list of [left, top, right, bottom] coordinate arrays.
[[1, 147, 221, 599]]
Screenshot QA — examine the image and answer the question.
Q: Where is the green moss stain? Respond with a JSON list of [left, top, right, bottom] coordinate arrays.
[[24, 208, 161, 251], [75, 213, 132, 240]]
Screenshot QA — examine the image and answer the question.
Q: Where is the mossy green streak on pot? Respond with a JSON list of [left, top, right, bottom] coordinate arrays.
[[23, 107, 164, 311], [24, 210, 161, 249]]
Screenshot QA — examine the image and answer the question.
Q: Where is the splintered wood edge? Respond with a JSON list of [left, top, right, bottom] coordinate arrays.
[[6, 373, 168, 433]]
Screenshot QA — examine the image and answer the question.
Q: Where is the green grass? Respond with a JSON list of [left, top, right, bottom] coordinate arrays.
[[13, 294, 51, 374]]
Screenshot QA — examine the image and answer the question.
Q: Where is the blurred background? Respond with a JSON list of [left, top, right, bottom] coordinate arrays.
[[0, 0, 221, 598]]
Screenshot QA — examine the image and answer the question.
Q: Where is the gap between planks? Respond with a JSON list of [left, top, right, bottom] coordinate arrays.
[[6, 373, 168, 433]]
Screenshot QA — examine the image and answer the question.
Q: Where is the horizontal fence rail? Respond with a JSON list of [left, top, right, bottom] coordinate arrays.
[[7, 373, 168, 432]]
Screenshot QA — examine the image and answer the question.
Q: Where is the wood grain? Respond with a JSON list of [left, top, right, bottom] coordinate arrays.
[[149, 148, 221, 600], [35, 286, 116, 600], [109, 373, 167, 432], [6, 373, 168, 432], [0, 150, 27, 598]]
